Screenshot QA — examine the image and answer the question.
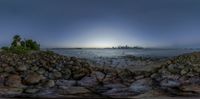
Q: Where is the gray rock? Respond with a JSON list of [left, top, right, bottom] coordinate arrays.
[[24, 88, 40, 94], [129, 78, 152, 94], [0, 87, 23, 95], [61, 68, 71, 79], [167, 64, 180, 74], [58, 86, 91, 95], [37, 68, 46, 75], [78, 76, 97, 87], [104, 83, 127, 89], [31, 66, 39, 71], [56, 80, 76, 86], [53, 71, 62, 79], [160, 79, 181, 88], [17, 65, 27, 71], [102, 88, 133, 97], [45, 80, 55, 88]]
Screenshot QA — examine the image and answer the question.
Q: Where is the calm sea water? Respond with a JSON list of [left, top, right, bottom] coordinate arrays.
[[49, 48, 200, 59]]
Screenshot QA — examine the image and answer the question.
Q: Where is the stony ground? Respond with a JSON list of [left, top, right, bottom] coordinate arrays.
[[0, 51, 199, 98]]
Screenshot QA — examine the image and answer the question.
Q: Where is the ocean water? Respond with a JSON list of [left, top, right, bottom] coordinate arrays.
[[50, 48, 200, 59]]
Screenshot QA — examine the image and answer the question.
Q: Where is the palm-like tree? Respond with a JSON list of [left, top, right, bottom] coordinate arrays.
[[11, 35, 22, 47]]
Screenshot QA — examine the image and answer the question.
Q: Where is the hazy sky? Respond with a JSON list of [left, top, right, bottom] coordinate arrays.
[[0, 0, 200, 48]]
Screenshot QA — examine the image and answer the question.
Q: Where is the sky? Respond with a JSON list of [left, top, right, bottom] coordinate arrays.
[[0, 0, 200, 48]]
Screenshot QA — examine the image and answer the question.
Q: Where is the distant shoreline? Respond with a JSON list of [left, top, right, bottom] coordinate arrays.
[[46, 47, 200, 50]]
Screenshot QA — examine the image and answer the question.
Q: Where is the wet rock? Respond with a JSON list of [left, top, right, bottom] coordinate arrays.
[[129, 78, 152, 94], [5, 75, 22, 88], [25, 73, 43, 85]]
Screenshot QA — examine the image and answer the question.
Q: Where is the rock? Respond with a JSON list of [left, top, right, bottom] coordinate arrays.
[[5, 75, 22, 88], [24, 88, 40, 94], [102, 88, 133, 97], [0, 77, 4, 86], [0, 87, 23, 95], [52, 71, 62, 79], [72, 67, 90, 80], [160, 79, 181, 88], [129, 78, 152, 94], [31, 66, 39, 71], [167, 64, 180, 74], [92, 71, 106, 81], [25, 73, 43, 85], [17, 65, 27, 71], [45, 80, 55, 88], [180, 85, 200, 94], [188, 76, 200, 84], [3, 66, 14, 73], [78, 76, 98, 87], [37, 68, 46, 75], [135, 75, 145, 80], [61, 68, 71, 79], [56, 80, 76, 86], [0, 67, 3, 73], [58, 86, 91, 95], [180, 69, 188, 75]]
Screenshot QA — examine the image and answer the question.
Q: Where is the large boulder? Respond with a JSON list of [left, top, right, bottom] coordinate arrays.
[[5, 75, 23, 88], [24, 73, 43, 85], [129, 78, 152, 94]]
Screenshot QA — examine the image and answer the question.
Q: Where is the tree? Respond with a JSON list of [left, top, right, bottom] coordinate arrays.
[[11, 35, 21, 47]]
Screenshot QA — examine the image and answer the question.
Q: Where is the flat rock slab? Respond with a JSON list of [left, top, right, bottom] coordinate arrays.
[[180, 85, 200, 94], [58, 86, 91, 95]]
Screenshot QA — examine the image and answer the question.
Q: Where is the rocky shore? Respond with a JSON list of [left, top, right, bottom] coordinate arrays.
[[0, 51, 199, 98]]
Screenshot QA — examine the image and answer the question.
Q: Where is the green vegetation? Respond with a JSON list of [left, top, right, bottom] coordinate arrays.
[[1, 35, 40, 54]]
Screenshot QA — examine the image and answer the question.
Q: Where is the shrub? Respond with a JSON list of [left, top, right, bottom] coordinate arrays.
[[1, 46, 10, 51], [9, 46, 30, 54], [24, 39, 40, 50]]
